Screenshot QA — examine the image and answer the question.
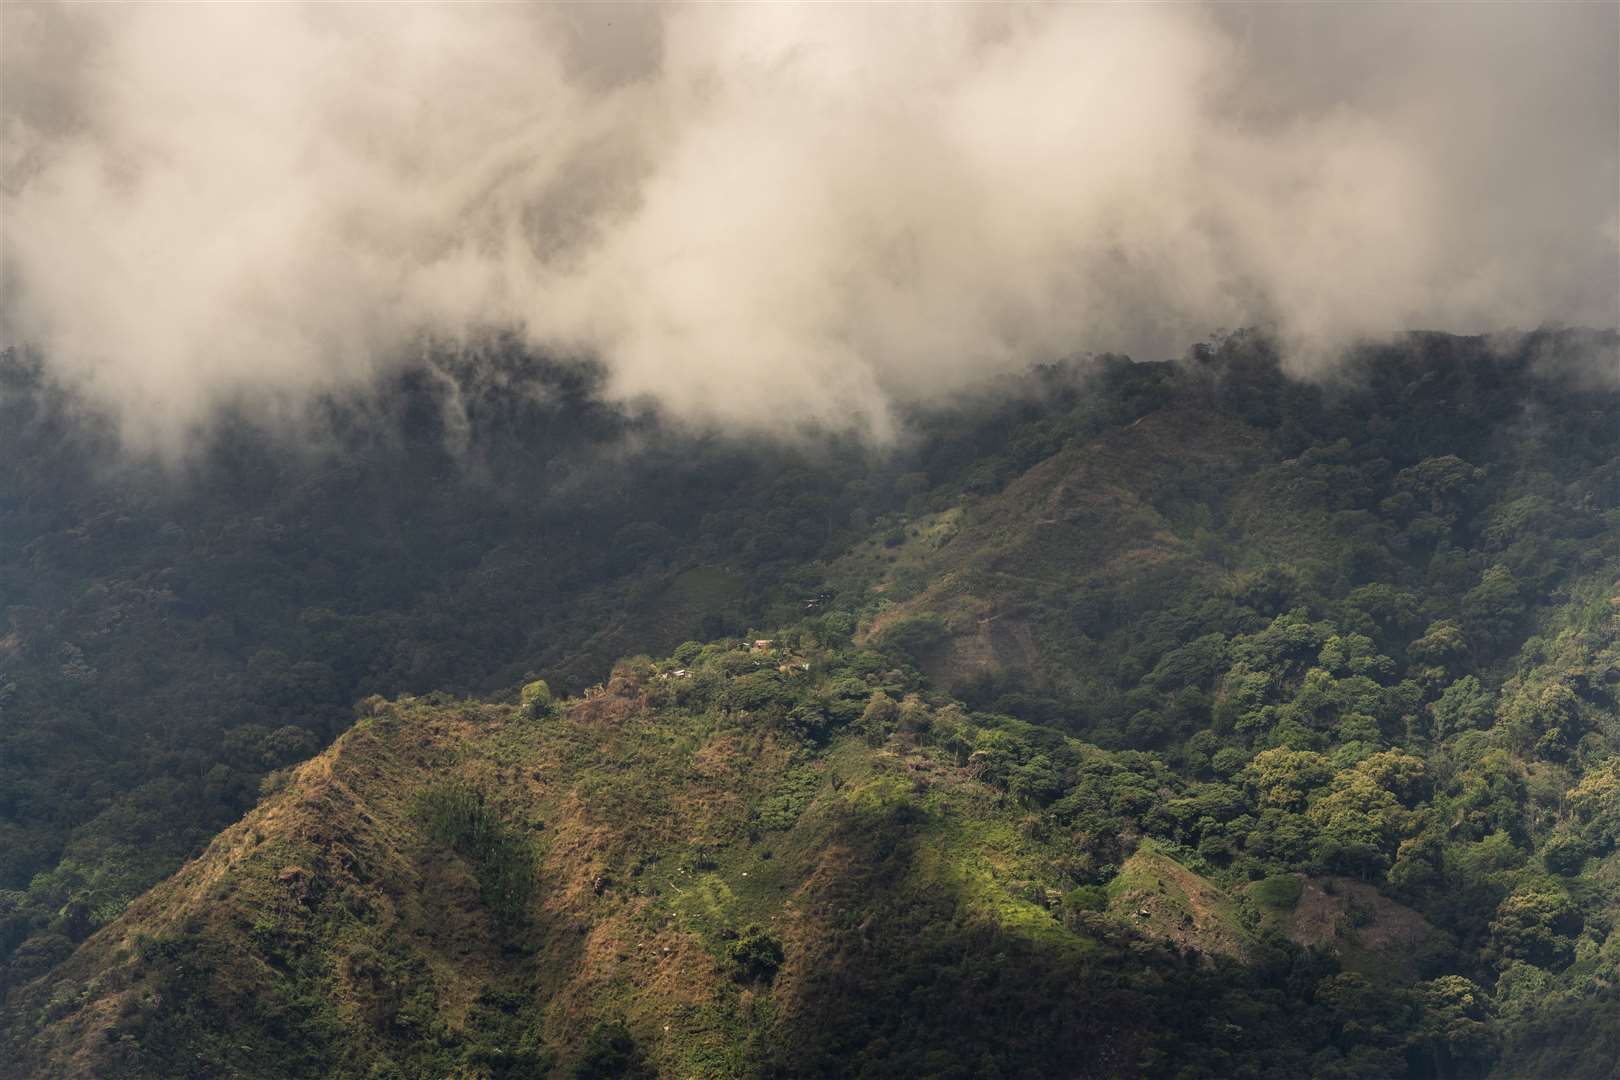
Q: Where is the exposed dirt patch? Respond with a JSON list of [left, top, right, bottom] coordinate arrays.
[[571, 693, 635, 729], [1266, 876, 1435, 960], [924, 611, 1041, 688], [1109, 849, 1252, 962]]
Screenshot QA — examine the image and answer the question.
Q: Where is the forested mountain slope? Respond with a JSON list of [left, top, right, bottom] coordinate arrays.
[[3, 330, 1618, 1077], [1, 665, 1341, 1079]]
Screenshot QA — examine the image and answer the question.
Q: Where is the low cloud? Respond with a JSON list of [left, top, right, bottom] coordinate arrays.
[[3, 2, 1615, 452]]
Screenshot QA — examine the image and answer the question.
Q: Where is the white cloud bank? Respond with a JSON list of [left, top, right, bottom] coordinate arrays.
[[2, 2, 1615, 451]]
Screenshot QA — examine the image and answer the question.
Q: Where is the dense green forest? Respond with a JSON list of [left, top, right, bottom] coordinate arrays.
[[2, 330, 1617, 1078]]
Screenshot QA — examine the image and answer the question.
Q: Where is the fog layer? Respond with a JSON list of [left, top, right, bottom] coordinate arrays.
[[3, 2, 1616, 450]]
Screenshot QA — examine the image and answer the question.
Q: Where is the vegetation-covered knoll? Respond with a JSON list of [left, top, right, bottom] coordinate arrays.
[[847, 406, 1265, 696], [10, 628, 1534, 1080], [0, 661, 1128, 1078]]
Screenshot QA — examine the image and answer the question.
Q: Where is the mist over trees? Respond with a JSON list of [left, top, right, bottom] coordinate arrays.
[[3, 4, 1615, 453]]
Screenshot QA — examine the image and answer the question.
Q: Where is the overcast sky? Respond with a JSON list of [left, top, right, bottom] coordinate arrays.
[[3, 2, 1616, 452]]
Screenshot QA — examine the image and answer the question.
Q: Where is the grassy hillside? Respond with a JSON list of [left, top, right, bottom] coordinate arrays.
[[4, 653, 1356, 1079]]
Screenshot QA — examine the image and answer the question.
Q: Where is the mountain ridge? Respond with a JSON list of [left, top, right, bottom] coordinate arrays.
[[4, 330, 1618, 1077]]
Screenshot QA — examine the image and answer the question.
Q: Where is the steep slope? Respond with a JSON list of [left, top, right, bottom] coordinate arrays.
[[9, 635, 1493, 1080], [844, 407, 1267, 698], [4, 667, 1151, 1078], [1107, 842, 1258, 962]]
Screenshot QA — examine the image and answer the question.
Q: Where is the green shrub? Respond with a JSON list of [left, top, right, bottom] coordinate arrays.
[[413, 781, 534, 925], [726, 926, 785, 985], [1062, 885, 1108, 916], [1252, 874, 1304, 910], [519, 680, 554, 719], [573, 1019, 653, 1079], [873, 614, 948, 664], [1541, 834, 1588, 877], [757, 766, 821, 832]]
